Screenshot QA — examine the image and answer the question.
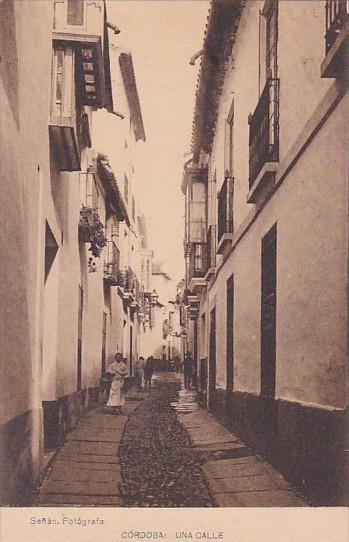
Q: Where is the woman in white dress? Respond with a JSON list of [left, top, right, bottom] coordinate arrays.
[[106, 353, 128, 414]]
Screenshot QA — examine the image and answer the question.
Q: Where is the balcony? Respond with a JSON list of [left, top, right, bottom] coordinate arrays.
[[321, 1, 349, 78], [188, 242, 207, 292], [118, 266, 140, 304], [52, 0, 108, 108], [187, 294, 200, 321], [103, 241, 120, 286], [80, 171, 99, 208], [49, 46, 80, 171], [247, 78, 280, 204], [205, 225, 217, 279], [217, 177, 234, 254]]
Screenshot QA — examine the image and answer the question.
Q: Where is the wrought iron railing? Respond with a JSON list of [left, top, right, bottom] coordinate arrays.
[[188, 242, 208, 281], [206, 225, 217, 269], [325, 0, 348, 53], [249, 78, 280, 188], [103, 241, 120, 285], [218, 177, 234, 242]]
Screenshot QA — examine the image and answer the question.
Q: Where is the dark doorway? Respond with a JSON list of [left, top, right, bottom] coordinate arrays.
[[261, 224, 277, 397], [226, 274, 234, 392], [208, 307, 216, 410], [193, 318, 198, 380], [101, 312, 107, 374], [129, 326, 133, 375], [77, 286, 83, 391]]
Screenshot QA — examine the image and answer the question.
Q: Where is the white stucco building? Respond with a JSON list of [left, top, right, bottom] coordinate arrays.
[[182, 0, 348, 505]]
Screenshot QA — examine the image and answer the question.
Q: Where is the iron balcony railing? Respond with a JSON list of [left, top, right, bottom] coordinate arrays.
[[218, 177, 234, 243], [103, 241, 120, 285], [188, 242, 208, 282], [119, 266, 140, 301], [325, 0, 348, 53], [249, 78, 280, 188], [206, 225, 217, 269]]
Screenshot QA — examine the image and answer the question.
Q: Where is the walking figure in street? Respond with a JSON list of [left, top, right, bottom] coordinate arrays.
[[135, 356, 145, 390], [144, 356, 154, 390], [183, 352, 194, 389], [175, 355, 182, 373], [106, 352, 128, 414]]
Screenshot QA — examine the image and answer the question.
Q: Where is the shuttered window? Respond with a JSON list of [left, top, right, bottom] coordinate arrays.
[[67, 0, 84, 26]]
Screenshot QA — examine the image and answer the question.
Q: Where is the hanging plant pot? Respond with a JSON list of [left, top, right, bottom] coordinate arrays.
[[78, 206, 107, 258]]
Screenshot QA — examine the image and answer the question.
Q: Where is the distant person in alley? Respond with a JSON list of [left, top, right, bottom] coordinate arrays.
[[106, 352, 128, 414], [135, 356, 145, 391], [144, 356, 154, 390], [183, 352, 194, 389]]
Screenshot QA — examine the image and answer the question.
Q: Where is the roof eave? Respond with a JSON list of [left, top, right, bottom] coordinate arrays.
[[119, 53, 146, 142]]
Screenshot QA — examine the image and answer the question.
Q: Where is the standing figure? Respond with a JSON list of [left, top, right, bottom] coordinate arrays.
[[135, 356, 145, 390], [183, 352, 194, 389], [106, 352, 128, 414], [144, 356, 154, 390], [175, 356, 182, 373]]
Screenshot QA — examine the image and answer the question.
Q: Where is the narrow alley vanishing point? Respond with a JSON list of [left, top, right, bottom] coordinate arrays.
[[1, 0, 348, 509]]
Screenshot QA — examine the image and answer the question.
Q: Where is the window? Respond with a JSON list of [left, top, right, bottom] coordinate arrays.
[[188, 181, 206, 243], [83, 172, 99, 209], [217, 177, 234, 241], [265, 0, 278, 79], [67, 0, 84, 26], [51, 47, 74, 124], [132, 196, 136, 223], [225, 101, 234, 177], [124, 174, 129, 203], [260, 224, 277, 397]]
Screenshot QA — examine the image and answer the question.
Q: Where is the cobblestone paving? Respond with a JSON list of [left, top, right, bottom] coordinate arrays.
[[119, 375, 213, 507]]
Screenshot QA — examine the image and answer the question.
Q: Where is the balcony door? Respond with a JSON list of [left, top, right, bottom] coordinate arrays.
[[266, 0, 278, 80]]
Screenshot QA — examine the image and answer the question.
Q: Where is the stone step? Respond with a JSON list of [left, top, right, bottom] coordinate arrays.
[[40, 479, 121, 496], [215, 489, 306, 507], [48, 466, 121, 483], [37, 494, 122, 506], [56, 452, 119, 464], [62, 441, 118, 455]]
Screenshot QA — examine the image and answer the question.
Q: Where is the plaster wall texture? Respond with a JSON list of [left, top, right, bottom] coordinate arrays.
[[206, 94, 348, 409], [0, 0, 52, 425]]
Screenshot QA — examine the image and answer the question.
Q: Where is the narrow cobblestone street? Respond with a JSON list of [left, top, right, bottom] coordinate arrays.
[[36, 372, 306, 507], [119, 374, 213, 507]]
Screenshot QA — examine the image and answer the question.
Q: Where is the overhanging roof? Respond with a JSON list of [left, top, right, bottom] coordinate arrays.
[[97, 154, 130, 226], [119, 52, 146, 142], [191, 0, 243, 162]]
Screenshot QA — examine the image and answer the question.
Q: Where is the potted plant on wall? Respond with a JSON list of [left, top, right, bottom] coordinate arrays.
[[79, 206, 107, 258]]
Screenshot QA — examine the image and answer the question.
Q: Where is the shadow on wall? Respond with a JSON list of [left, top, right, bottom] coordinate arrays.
[[0, 0, 19, 127]]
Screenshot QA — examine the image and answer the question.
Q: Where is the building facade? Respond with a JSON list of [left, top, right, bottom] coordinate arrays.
[[0, 0, 151, 505], [182, 0, 348, 505]]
